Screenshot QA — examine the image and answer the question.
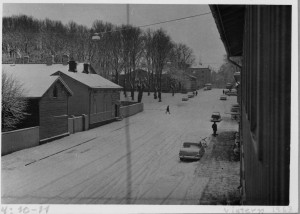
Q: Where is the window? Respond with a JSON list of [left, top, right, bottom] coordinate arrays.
[[53, 86, 58, 98]]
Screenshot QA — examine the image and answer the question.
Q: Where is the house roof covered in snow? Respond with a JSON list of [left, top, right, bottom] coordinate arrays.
[[2, 63, 122, 91], [52, 70, 122, 89], [2, 64, 73, 98]]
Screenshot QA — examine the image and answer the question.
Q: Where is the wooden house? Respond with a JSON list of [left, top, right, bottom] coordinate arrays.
[[51, 61, 122, 129], [2, 65, 73, 143]]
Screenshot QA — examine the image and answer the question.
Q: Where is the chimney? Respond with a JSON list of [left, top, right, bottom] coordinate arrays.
[[23, 56, 29, 64], [83, 63, 89, 74], [68, 60, 77, 73], [62, 54, 69, 65], [46, 55, 54, 66]]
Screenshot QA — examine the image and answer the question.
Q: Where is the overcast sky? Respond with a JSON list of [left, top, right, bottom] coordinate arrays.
[[3, 3, 226, 70]]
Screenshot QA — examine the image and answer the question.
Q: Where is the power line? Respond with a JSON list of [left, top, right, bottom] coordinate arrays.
[[3, 11, 212, 36], [97, 11, 212, 34], [137, 12, 212, 28]]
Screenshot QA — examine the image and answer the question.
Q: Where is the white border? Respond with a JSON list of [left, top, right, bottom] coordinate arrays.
[[0, 1, 298, 213]]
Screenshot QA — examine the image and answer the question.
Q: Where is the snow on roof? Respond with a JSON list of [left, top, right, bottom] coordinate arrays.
[[55, 70, 122, 89], [185, 73, 197, 79], [2, 64, 72, 98], [2, 63, 122, 90]]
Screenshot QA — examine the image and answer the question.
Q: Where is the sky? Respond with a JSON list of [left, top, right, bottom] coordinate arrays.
[[2, 3, 226, 70]]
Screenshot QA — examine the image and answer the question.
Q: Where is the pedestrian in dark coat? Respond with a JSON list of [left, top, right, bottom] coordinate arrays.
[[196, 91, 198, 96], [212, 122, 217, 136], [223, 90, 224, 94], [166, 105, 170, 114]]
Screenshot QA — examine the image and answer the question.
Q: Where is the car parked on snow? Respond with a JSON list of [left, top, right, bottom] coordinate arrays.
[[211, 112, 222, 122], [220, 95, 227, 100], [179, 142, 205, 161], [182, 97, 189, 101], [231, 104, 240, 112], [188, 94, 194, 98], [225, 89, 237, 96]]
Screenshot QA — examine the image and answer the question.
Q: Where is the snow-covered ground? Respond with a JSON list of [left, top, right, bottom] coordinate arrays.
[[2, 89, 239, 204]]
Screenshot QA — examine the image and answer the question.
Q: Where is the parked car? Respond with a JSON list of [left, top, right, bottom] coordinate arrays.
[[179, 142, 205, 161], [204, 83, 212, 90], [227, 91, 237, 96], [211, 112, 222, 122], [225, 89, 237, 96], [231, 104, 240, 112], [220, 95, 227, 100], [232, 103, 240, 108], [182, 97, 189, 101], [188, 94, 194, 98]]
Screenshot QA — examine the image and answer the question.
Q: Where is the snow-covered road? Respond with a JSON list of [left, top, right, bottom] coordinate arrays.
[[2, 89, 239, 204]]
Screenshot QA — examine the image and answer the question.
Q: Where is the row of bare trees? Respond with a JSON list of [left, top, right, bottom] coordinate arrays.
[[3, 15, 196, 102]]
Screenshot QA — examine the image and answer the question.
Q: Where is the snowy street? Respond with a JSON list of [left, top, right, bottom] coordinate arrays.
[[2, 89, 239, 204]]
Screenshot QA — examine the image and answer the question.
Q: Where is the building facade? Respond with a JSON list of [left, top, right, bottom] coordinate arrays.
[[186, 67, 212, 89], [210, 5, 291, 205]]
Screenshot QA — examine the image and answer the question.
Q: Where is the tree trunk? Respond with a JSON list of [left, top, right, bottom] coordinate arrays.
[[158, 90, 162, 102], [123, 78, 127, 97], [115, 70, 119, 85], [158, 70, 162, 102], [137, 84, 144, 103], [130, 82, 135, 101]]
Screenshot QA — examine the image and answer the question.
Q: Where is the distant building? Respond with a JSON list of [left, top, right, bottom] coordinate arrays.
[[182, 73, 197, 92], [185, 67, 212, 89]]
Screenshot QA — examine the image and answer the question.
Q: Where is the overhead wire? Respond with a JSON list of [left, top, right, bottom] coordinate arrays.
[[5, 11, 212, 35], [102, 11, 212, 34]]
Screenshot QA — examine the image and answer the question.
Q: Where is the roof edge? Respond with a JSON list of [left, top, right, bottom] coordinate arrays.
[[209, 5, 232, 57]]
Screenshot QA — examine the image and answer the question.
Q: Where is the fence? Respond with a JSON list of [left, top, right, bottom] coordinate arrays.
[[89, 111, 114, 125], [2, 126, 39, 156], [68, 115, 89, 134], [120, 102, 144, 118]]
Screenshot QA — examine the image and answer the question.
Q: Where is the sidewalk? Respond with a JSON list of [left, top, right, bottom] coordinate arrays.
[[198, 128, 240, 204]]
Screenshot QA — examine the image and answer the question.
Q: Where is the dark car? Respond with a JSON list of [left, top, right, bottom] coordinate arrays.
[[179, 142, 205, 161], [188, 94, 194, 98], [182, 97, 189, 101]]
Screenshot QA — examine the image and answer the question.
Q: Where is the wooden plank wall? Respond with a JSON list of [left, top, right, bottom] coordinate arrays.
[[241, 5, 291, 205], [39, 81, 69, 140]]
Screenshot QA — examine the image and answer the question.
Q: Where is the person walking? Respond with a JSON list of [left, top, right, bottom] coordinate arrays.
[[212, 122, 217, 136], [196, 91, 198, 96], [166, 105, 170, 114]]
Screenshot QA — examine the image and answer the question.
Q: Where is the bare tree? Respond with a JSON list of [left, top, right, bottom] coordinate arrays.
[[142, 29, 155, 96], [121, 25, 143, 101], [106, 27, 124, 84], [2, 72, 28, 132], [152, 29, 173, 102]]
